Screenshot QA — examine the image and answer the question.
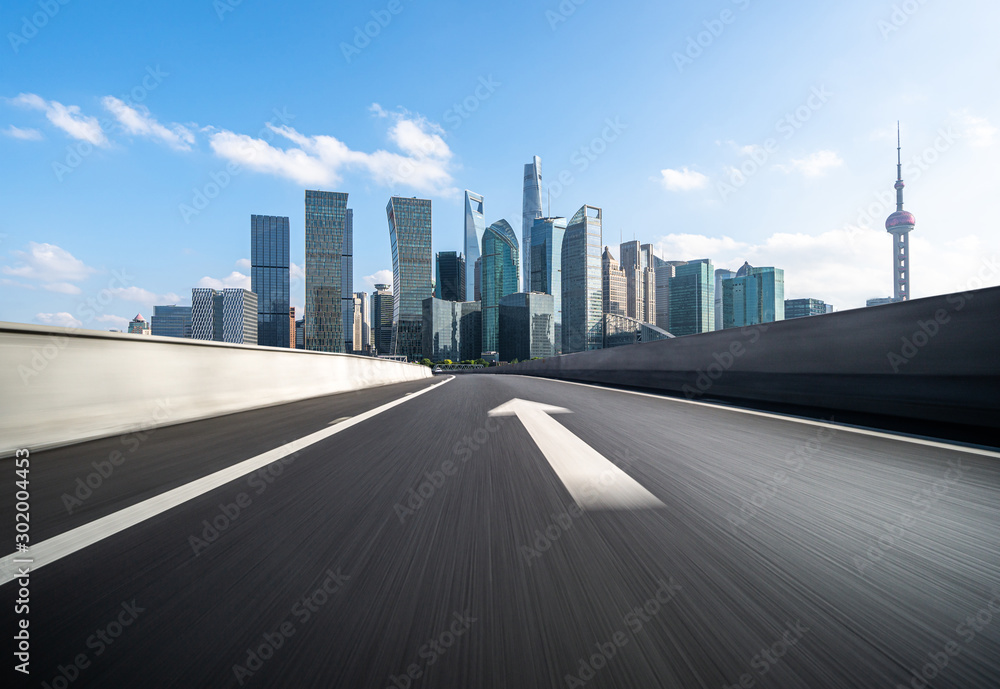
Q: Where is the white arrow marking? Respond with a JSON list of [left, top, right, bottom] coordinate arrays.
[[489, 399, 664, 510]]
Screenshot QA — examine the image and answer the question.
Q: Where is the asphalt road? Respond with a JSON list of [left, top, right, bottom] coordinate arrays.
[[3, 374, 1000, 688]]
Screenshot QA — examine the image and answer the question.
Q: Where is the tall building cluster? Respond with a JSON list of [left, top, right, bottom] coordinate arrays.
[[138, 130, 924, 360]]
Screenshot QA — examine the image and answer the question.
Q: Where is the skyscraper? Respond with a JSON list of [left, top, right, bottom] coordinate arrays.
[[619, 240, 656, 322], [714, 268, 737, 331], [387, 196, 433, 360], [150, 305, 191, 338], [251, 214, 290, 348], [499, 292, 555, 362], [653, 256, 686, 333], [721, 262, 785, 329], [602, 247, 627, 316], [529, 216, 566, 354], [191, 287, 258, 344], [521, 155, 542, 292], [305, 190, 349, 352], [435, 251, 465, 302], [481, 219, 519, 355], [669, 259, 714, 336], [464, 191, 485, 301], [342, 208, 354, 352], [372, 283, 393, 355], [886, 123, 916, 301], [289, 306, 296, 348], [422, 297, 481, 362], [562, 205, 603, 353], [353, 291, 370, 353]]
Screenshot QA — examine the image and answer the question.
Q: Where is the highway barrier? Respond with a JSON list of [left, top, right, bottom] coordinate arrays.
[[484, 286, 1000, 430], [0, 323, 431, 456]]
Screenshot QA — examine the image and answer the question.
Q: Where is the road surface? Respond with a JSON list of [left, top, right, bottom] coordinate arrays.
[[2, 375, 999, 688]]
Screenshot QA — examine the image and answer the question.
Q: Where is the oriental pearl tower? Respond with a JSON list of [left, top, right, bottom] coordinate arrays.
[[885, 122, 916, 301]]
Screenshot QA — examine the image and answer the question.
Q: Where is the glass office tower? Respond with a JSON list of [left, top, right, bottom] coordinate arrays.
[[305, 190, 349, 352], [499, 291, 555, 362], [150, 305, 191, 338], [785, 298, 828, 319], [561, 205, 603, 353], [464, 191, 485, 301], [721, 262, 784, 329], [387, 196, 433, 360], [435, 251, 465, 302], [481, 219, 519, 355], [529, 216, 566, 354], [191, 288, 257, 344], [372, 283, 394, 355], [521, 156, 543, 292], [669, 259, 714, 336], [714, 268, 737, 332], [250, 214, 290, 347], [422, 297, 481, 362]]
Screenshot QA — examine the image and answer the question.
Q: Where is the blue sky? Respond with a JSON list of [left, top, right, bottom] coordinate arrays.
[[2, 0, 998, 331]]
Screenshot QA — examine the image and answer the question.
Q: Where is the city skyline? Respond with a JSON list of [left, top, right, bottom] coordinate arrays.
[[2, 1, 997, 332]]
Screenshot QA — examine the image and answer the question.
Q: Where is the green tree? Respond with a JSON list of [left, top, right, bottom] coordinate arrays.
[[420, 358, 433, 367]]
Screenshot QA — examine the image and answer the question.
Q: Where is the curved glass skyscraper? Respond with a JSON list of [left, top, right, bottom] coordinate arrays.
[[464, 191, 485, 301], [481, 219, 519, 355]]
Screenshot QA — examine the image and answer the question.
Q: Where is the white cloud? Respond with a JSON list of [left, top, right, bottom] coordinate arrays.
[[778, 150, 844, 177], [4, 125, 43, 141], [389, 116, 449, 159], [10, 93, 108, 146], [95, 314, 131, 330], [235, 258, 251, 270], [660, 167, 709, 192], [654, 233, 749, 261], [196, 271, 251, 290], [35, 312, 82, 328], [2, 242, 96, 287], [951, 109, 996, 148], [207, 106, 457, 196], [43, 282, 82, 295], [101, 97, 195, 151], [290, 262, 305, 284], [108, 286, 183, 305], [363, 270, 393, 291]]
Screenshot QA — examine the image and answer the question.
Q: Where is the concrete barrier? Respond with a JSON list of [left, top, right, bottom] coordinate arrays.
[[0, 323, 431, 456], [484, 286, 1000, 430]]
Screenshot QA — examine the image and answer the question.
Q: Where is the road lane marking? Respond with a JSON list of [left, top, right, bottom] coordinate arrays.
[[507, 376, 1000, 459], [489, 398, 664, 510], [0, 377, 453, 586]]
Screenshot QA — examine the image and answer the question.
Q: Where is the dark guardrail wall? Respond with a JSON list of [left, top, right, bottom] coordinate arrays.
[[481, 286, 1000, 429]]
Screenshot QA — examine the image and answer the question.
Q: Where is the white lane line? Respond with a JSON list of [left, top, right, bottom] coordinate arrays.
[[0, 377, 452, 586], [489, 398, 664, 511], [507, 375, 1000, 459]]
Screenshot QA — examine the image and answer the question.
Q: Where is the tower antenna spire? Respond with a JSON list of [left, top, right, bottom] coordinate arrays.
[[896, 121, 902, 186]]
